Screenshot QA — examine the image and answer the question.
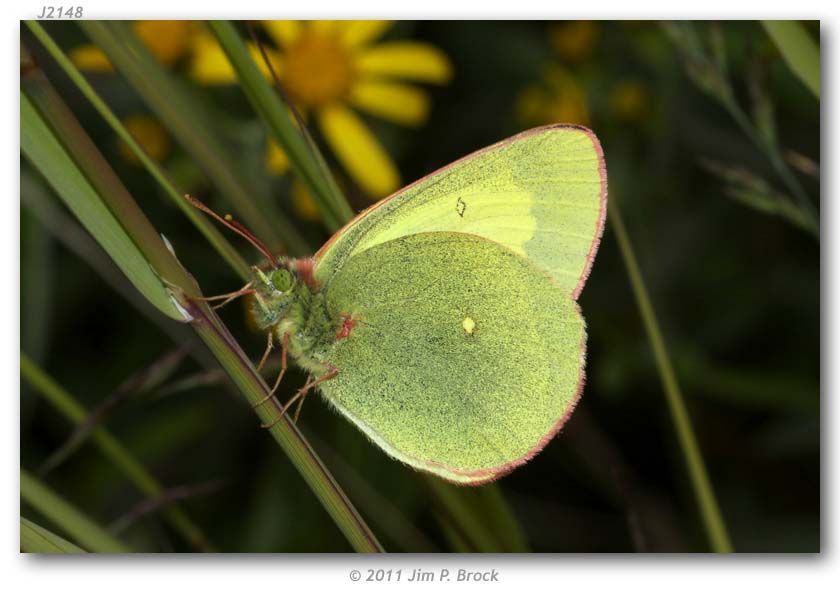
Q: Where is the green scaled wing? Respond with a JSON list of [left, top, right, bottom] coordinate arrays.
[[314, 124, 607, 299], [318, 233, 586, 485]]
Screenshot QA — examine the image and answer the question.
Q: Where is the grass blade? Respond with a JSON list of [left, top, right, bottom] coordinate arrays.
[[21, 86, 191, 322], [20, 469, 131, 553], [424, 479, 510, 552], [21, 517, 86, 554], [469, 483, 529, 551], [78, 20, 310, 256], [762, 21, 820, 99], [25, 20, 252, 282], [208, 21, 354, 232], [609, 198, 733, 553], [21, 353, 215, 552], [435, 513, 473, 552], [21, 174, 218, 373]]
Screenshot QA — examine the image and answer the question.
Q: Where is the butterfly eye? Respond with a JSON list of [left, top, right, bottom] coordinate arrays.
[[270, 269, 294, 293]]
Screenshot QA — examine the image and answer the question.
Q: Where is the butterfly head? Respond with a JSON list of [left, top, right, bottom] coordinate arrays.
[[249, 264, 303, 330]]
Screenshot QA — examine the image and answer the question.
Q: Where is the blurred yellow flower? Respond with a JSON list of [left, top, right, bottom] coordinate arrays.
[[549, 21, 599, 64], [291, 179, 322, 222], [70, 20, 198, 71], [610, 79, 650, 121], [69, 44, 114, 71], [266, 136, 291, 174], [117, 114, 172, 165], [187, 30, 279, 83], [189, 20, 453, 198], [517, 65, 589, 127]]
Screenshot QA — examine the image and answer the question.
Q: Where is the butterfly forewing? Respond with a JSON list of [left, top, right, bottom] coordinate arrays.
[[314, 124, 606, 299]]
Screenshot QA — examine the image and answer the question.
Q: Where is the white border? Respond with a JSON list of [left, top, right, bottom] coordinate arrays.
[[6, 3, 835, 599]]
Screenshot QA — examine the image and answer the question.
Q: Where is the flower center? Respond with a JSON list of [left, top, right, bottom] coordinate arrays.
[[282, 33, 355, 108]]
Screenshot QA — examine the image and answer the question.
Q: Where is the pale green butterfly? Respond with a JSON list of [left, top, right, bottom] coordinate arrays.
[[200, 124, 607, 485]]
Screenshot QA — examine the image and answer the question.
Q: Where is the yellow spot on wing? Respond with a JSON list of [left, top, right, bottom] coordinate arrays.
[[462, 316, 476, 335]]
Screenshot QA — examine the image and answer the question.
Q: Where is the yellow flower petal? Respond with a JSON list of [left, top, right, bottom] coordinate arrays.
[[69, 44, 114, 72], [265, 140, 290, 175], [189, 32, 281, 85], [348, 81, 430, 127], [264, 20, 302, 47], [356, 42, 453, 84], [317, 104, 399, 197], [339, 20, 394, 48], [134, 20, 196, 65], [118, 115, 171, 165], [188, 33, 234, 84], [309, 20, 341, 35]]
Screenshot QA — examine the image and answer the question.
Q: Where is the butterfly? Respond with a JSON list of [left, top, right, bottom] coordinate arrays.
[[195, 124, 607, 485]]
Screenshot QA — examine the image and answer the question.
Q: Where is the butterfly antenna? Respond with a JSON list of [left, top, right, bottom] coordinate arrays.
[[184, 194, 279, 269]]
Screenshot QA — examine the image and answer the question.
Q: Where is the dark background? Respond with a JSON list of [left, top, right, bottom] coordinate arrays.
[[21, 21, 820, 552]]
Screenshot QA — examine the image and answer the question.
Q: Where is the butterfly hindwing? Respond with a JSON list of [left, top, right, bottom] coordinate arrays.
[[317, 232, 586, 485]]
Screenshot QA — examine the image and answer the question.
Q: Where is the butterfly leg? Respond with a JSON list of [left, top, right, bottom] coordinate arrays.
[[254, 332, 289, 409], [212, 288, 253, 310], [292, 375, 315, 423], [192, 282, 254, 310], [254, 330, 274, 373], [262, 367, 337, 429]]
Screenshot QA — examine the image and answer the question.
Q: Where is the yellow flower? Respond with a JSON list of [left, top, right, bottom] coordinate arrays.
[[549, 21, 599, 63], [117, 114, 172, 165], [70, 20, 198, 71], [516, 65, 589, 127], [189, 20, 453, 198], [610, 80, 650, 121]]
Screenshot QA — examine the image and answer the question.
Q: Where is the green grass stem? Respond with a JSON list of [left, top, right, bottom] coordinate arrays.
[[609, 198, 734, 553], [21, 517, 86, 554], [762, 21, 820, 99], [20, 469, 131, 553]]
